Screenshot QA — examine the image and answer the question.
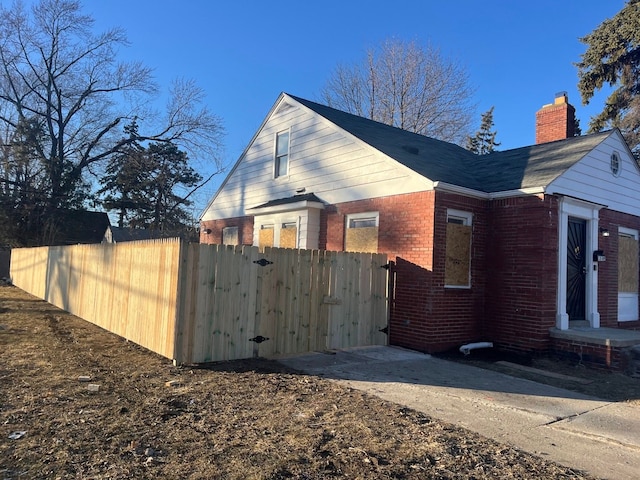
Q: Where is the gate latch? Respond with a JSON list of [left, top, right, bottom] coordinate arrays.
[[254, 258, 273, 267], [249, 335, 270, 344]]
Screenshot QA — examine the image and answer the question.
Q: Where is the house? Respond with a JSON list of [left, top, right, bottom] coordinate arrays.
[[103, 226, 166, 243], [200, 92, 640, 366], [46, 209, 111, 246]]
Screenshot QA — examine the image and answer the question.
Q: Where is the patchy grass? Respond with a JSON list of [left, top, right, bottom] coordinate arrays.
[[0, 286, 598, 479]]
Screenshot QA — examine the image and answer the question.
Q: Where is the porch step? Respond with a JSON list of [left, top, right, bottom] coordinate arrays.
[[569, 320, 590, 328]]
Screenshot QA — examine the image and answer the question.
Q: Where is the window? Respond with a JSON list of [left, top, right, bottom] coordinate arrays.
[[222, 226, 239, 246], [611, 152, 621, 177], [275, 130, 289, 178], [618, 232, 638, 293], [280, 222, 298, 249], [618, 228, 639, 322], [445, 209, 472, 288], [258, 224, 274, 250], [345, 212, 379, 253]]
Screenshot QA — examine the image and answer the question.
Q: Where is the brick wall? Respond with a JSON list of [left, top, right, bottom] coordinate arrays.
[[551, 338, 623, 370], [598, 209, 640, 329], [484, 195, 560, 353], [323, 191, 489, 353], [200, 216, 254, 245], [201, 192, 640, 356]]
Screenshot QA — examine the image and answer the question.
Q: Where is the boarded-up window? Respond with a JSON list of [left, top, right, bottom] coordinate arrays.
[[280, 222, 297, 249], [259, 224, 274, 250], [445, 211, 472, 287], [222, 226, 239, 246], [345, 213, 378, 253], [619, 234, 639, 293]]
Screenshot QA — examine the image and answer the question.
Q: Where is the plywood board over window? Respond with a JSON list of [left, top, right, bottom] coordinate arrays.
[[280, 222, 297, 249], [619, 234, 639, 293], [445, 210, 472, 287], [345, 213, 378, 253], [258, 225, 274, 250]]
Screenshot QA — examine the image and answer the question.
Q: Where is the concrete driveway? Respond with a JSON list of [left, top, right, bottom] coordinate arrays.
[[278, 345, 640, 480]]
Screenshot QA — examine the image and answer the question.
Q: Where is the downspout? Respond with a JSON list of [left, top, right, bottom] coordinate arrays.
[[459, 342, 493, 355]]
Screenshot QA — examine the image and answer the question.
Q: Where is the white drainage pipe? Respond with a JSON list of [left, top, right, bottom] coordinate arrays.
[[459, 342, 494, 356]]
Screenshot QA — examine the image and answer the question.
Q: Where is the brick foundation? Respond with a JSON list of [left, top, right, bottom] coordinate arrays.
[[551, 338, 623, 370]]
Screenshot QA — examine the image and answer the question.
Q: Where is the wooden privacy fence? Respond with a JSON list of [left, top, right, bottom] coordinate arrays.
[[10, 240, 389, 363]]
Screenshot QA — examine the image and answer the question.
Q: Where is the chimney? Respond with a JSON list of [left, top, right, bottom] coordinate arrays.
[[535, 92, 576, 144]]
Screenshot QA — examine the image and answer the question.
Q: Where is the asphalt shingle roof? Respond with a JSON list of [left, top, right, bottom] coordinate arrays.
[[289, 94, 613, 194]]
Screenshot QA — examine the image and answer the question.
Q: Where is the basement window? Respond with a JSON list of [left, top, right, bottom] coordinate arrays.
[[345, 212, 379, 253], [445, 209, 472, 288]]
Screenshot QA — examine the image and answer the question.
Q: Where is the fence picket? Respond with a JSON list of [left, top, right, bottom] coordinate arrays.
[[10, 241, 388, 363]]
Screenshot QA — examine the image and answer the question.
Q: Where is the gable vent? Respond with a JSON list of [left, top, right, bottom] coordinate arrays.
[[275, 101, 295, 116], [402, 145, 419, 155]]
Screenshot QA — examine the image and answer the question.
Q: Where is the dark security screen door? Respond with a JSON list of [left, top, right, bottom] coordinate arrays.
[[567, 217, 587, 321]]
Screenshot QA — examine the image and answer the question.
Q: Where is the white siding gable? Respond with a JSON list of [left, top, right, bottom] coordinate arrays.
[[201, 94, 432, 221], [547, 131, 640, 217]]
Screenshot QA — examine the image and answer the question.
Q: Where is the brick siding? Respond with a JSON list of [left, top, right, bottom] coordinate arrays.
[[200, 216, 254, 245], [484, 195, 560, 353], [597, 209, 640, 329], [201, 192, 640, 357]]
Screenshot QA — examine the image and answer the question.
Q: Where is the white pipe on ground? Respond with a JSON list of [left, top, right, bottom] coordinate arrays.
[[459, 342, 493, 355]]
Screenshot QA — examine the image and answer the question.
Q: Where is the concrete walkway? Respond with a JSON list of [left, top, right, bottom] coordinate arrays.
[[277, 346, 640, 480]]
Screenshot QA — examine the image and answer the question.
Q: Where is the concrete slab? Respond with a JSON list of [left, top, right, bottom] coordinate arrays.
[[278, 346, 640, 480]]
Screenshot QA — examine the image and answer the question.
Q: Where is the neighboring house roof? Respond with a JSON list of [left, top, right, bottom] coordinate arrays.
[[107, 226, 165, 243], [49, 210, 111, 245], [289, 94, 615, 193]]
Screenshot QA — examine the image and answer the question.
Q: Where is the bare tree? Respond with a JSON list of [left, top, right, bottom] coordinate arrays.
[[321, 38, 476, 144], [0, 0, 224, 244]]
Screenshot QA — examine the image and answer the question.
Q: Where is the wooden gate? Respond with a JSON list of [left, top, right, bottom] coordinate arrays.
[[10, 241, 389, 364], [174, 244, 389, 363]]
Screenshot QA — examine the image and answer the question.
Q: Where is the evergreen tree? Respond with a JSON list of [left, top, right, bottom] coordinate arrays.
[[577, 0, 640, 154], [466, 107, 500, 155], [100, 120, 146, 227], [100, 127, 202, 233]]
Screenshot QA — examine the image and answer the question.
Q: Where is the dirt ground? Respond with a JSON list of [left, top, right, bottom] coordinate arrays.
[[0, 285, 621, 479]]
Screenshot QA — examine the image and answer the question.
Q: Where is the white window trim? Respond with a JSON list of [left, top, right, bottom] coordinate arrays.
[[253, 216, 300, 248], [619, 226, 638, 238], [222, 225, 239, 245], [446, 209, 473, 226], [618, 227, 639, 322], [274, 128, 291, 180], [346, 211, 379, 229], [445, 209, 472, 289]]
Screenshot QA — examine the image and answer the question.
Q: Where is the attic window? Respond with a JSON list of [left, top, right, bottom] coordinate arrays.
[[275, 130, 290, 178], [610, 152, 621, 177]]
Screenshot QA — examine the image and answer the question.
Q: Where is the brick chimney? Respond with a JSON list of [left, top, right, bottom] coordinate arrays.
[[535, 92, 576, 144]]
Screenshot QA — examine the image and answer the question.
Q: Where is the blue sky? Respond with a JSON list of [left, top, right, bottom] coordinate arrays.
[[86, 0, 626, 215]]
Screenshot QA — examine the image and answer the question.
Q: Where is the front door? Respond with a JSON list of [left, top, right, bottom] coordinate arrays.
[[567, 217, 587, 321]]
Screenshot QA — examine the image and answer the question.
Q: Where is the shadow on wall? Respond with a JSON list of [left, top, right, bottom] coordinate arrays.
[[389, 256, 433, 350]]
